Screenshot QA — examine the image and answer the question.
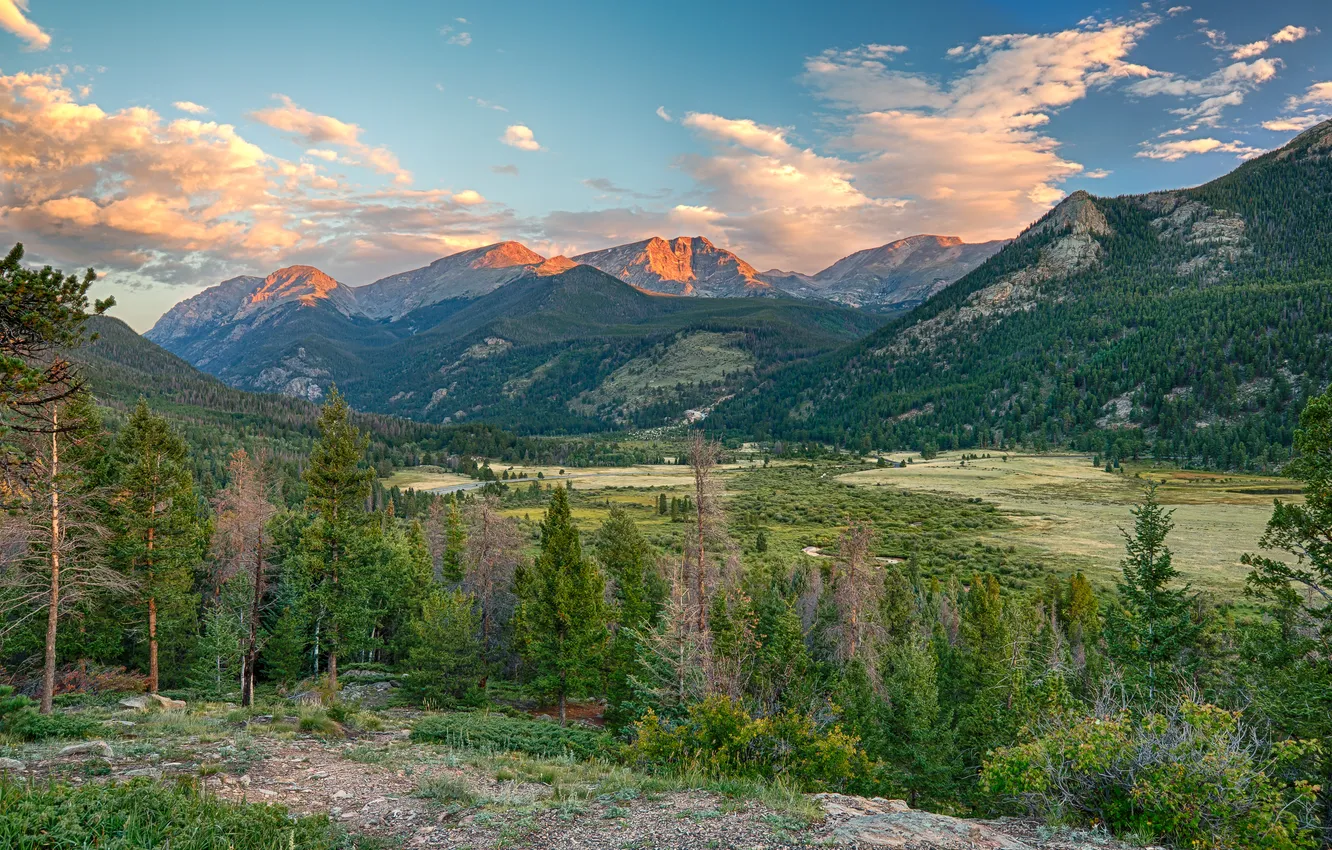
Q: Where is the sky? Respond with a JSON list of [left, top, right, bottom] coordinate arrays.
[[1, 0, 1330, 330]]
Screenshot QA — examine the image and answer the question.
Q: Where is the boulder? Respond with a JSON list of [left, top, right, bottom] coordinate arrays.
[[815, 793, 910, 818], [290, 690, 323, 706], [58, 740, 114, 759], [0, 757, 25, 772], [150, 693, 187, 711], [835, 810, 1034, 849], [118, 695, 150, 711]]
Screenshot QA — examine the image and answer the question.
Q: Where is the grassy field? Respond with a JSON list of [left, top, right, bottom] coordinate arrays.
[[380, 465, 476, 491], [838, 453, 1297, 594], [571, 331, 754, 418]]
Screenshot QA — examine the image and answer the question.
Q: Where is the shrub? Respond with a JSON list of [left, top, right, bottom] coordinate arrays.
[[981, 699, 1321, 850], [0, 776, 344, 849], [629, 695, 869, 792], [0, 686, 100, 741], [411, 712, 615, 760]]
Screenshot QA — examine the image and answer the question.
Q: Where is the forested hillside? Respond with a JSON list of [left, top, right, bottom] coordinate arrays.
[[712, 120, 1332, 470]]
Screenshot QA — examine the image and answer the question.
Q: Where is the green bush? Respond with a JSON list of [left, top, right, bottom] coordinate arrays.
[[411, 712, 615, 760], [0, 686, 100, 741], [629, 695, 869, 792], [0, 776, 345, 849], [981, 699, 1321, 850]]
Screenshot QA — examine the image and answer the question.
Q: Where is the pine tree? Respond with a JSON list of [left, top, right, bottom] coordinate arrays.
[[514, 485, 607, 725], [110, 398, 202, 694], [594, 507, 663, 729], [0, 390, 127, 713], [1105, 484, 1201, 702], [442, 495, 467, 583], [300, 388, 373, 695], [404, 588, 484, 708]]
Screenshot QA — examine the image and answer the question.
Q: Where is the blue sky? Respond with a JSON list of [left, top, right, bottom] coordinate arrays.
[[1, 0, 1329, 329]]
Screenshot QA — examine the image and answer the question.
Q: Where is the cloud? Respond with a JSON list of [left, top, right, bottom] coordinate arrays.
[[250, 95, 412, 184], [656, 106, 672, 122], [634, 16, 1160, 270], [440, 26, 471, 46], [1166, 6, 1190, 16], [1287, 81, 1332, 107], [1135, 137, 1264, 161], [0, 0, 49, 50], [582, 177, 669, 200], [173, 100, 209, 114], [1128, 58, 1280, 126], [491, 164, 519, 175], [501, 124, 541, 151], [1271, 25, 1308, 43], [1261, 115, 1327, 131], [470, 97, 507, 112], [0, 69, 519, 317]]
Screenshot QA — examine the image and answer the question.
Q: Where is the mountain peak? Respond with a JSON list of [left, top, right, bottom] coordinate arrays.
[[248, 265, 343, 308], [535, 255, 578, 276], [573, 235, 769, 297], [461, 241, 546, 269]]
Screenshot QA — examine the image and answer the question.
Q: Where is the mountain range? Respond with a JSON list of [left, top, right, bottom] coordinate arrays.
[[140, 118, 1332, 465]]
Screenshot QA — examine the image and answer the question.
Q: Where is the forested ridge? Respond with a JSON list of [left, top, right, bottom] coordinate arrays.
[[711, 120, 1332, 470]]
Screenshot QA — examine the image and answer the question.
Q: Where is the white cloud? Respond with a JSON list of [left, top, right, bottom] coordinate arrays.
[[1287, 81, 1332, 107], [1136, 137, 1265, 161], [0, 0, 49, 50], [656, 105, 672, 122], [1166, 6, 1191, 16], [1271, 25, 1308, 43], [250, 94, 412, 184], [1261, 115, 1327, 132], [1128, 58, 1280, 126], [173, 100, 209, 114], [440, 26, 471, 46], [451, 189, 486, 205], [470, 97, 507, 112], [501, 124, 541, 151]]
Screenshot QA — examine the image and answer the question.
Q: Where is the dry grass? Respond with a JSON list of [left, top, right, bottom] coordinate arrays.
[[839, 452, 1298, 593]]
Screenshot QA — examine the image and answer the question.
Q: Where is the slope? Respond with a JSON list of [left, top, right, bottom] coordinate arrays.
[[711, 120, 1332, 469]]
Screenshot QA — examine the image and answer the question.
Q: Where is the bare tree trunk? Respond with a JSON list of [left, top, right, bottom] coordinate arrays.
[[41, 406, 60, 715], [329, 648, 338, 694], [148, 593, 159, 693], [559, 670, 567, 726]]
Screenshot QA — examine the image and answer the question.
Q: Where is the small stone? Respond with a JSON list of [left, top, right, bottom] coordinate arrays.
[[118, 696, 150, 711], [333, 789, 350, 799], [59, 740, 114, 759], [0, 757, 25, 772], [251, 715, 273, 724], [108, 720, 136, 727]]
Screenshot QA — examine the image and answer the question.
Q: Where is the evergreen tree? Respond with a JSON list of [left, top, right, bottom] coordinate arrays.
[[300, 388, 373, 694], [441, 495, 467, 583], [1105, 485, 1201, 702], [403, 588, 484, 708], [110, 398, 202, 693], [514, 486, 608, 724], [594, 508, 663, 729]]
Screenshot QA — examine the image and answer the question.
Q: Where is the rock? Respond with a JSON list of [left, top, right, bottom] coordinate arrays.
[[333, 789, 350, 799], [122, 767, 162, 779], [0, 757, 25, 772], [290, 690, 323, 706], [118, 695, 150, 711], [150, 693, 187, 711], [59, 740, 114, 759], [816, 793, 910, 818], [108, 720, 136, 727], [836, 810, 1033, 849], [251, 715, 273, 724]]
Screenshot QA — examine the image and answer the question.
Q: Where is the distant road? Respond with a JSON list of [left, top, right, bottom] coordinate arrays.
[[425, 472, 629, 495]]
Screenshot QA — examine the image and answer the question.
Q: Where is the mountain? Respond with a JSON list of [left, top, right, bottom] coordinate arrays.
[[572, 236, 774, 297], [74, 315, 613, 496], [711, 119, 1332, 469], [807, 235, 1008, 310], [355, 242, 545, 320], [147, 259, 883, 433]]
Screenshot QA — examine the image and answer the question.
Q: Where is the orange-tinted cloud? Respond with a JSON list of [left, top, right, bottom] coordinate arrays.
[[251, 94, 412, 184], [0, 0, 49, 50]]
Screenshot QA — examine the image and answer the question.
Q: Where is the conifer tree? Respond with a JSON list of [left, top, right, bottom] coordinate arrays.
[[300, 388, 373, 694], [1105, 485, 1200, 702], [594, 507, 663, 728], [514, 485, 607, 724], [110, 399, 202, 693], [404, 588, 484, 708]]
